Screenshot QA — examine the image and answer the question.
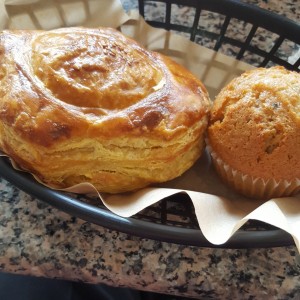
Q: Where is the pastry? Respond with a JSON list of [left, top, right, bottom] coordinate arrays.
[[207, 66, 300, 199], [0, 27, 211, 193]]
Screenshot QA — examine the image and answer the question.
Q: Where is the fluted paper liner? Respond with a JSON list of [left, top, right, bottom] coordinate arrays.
[[1, 0, 300, 251], [207, 142, 300, 199]]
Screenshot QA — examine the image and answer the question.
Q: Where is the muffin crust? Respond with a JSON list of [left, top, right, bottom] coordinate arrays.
[[208, 66, 300, 182]]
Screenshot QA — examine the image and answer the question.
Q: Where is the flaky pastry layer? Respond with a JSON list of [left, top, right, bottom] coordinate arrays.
[[0, 27, 211, 193]]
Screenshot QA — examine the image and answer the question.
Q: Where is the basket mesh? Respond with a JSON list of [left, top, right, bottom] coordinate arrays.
[[138, 0, 300, 71]]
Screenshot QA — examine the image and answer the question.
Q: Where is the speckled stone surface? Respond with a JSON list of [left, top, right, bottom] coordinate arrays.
[[0, 1, 300, 299]]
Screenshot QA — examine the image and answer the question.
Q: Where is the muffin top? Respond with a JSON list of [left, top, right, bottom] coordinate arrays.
[[208, 66, 300, 182]]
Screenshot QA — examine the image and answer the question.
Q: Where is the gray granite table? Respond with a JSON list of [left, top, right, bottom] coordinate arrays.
[[0, 0, 300, 299]]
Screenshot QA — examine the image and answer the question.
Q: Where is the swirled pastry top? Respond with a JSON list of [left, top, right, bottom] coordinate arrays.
[[0, 27, 211, 148]]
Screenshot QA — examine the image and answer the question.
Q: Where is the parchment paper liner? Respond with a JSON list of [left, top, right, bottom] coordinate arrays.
[[206, 142, 300, 200], [1, 0, 300, 252], [2, 147, 300, 251]]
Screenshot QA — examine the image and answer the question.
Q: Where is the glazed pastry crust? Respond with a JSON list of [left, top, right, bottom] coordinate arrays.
[[0, 27, 211, 193], [208, 66, 300, 182]]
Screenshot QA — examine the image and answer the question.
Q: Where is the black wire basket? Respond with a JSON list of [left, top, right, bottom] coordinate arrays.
[[0, 0, 299, 249], [138, 0, 300, 71]]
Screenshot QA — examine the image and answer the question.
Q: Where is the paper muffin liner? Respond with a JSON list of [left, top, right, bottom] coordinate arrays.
[[206, 141, 300, 200]]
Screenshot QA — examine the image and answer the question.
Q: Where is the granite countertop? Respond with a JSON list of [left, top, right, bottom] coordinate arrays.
[[0, 0, 300, 299]]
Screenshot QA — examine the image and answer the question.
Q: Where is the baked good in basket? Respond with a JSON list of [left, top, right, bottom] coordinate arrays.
[[0, 27, 211, 193], [207, 66, 300, 199]]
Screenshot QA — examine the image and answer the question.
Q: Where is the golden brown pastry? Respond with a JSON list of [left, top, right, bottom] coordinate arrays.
[[0, 27, 211, 193], [207, 66, 300, 199]]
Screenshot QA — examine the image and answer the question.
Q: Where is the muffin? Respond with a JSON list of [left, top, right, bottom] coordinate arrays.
[[207, 66, 300, 199]]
